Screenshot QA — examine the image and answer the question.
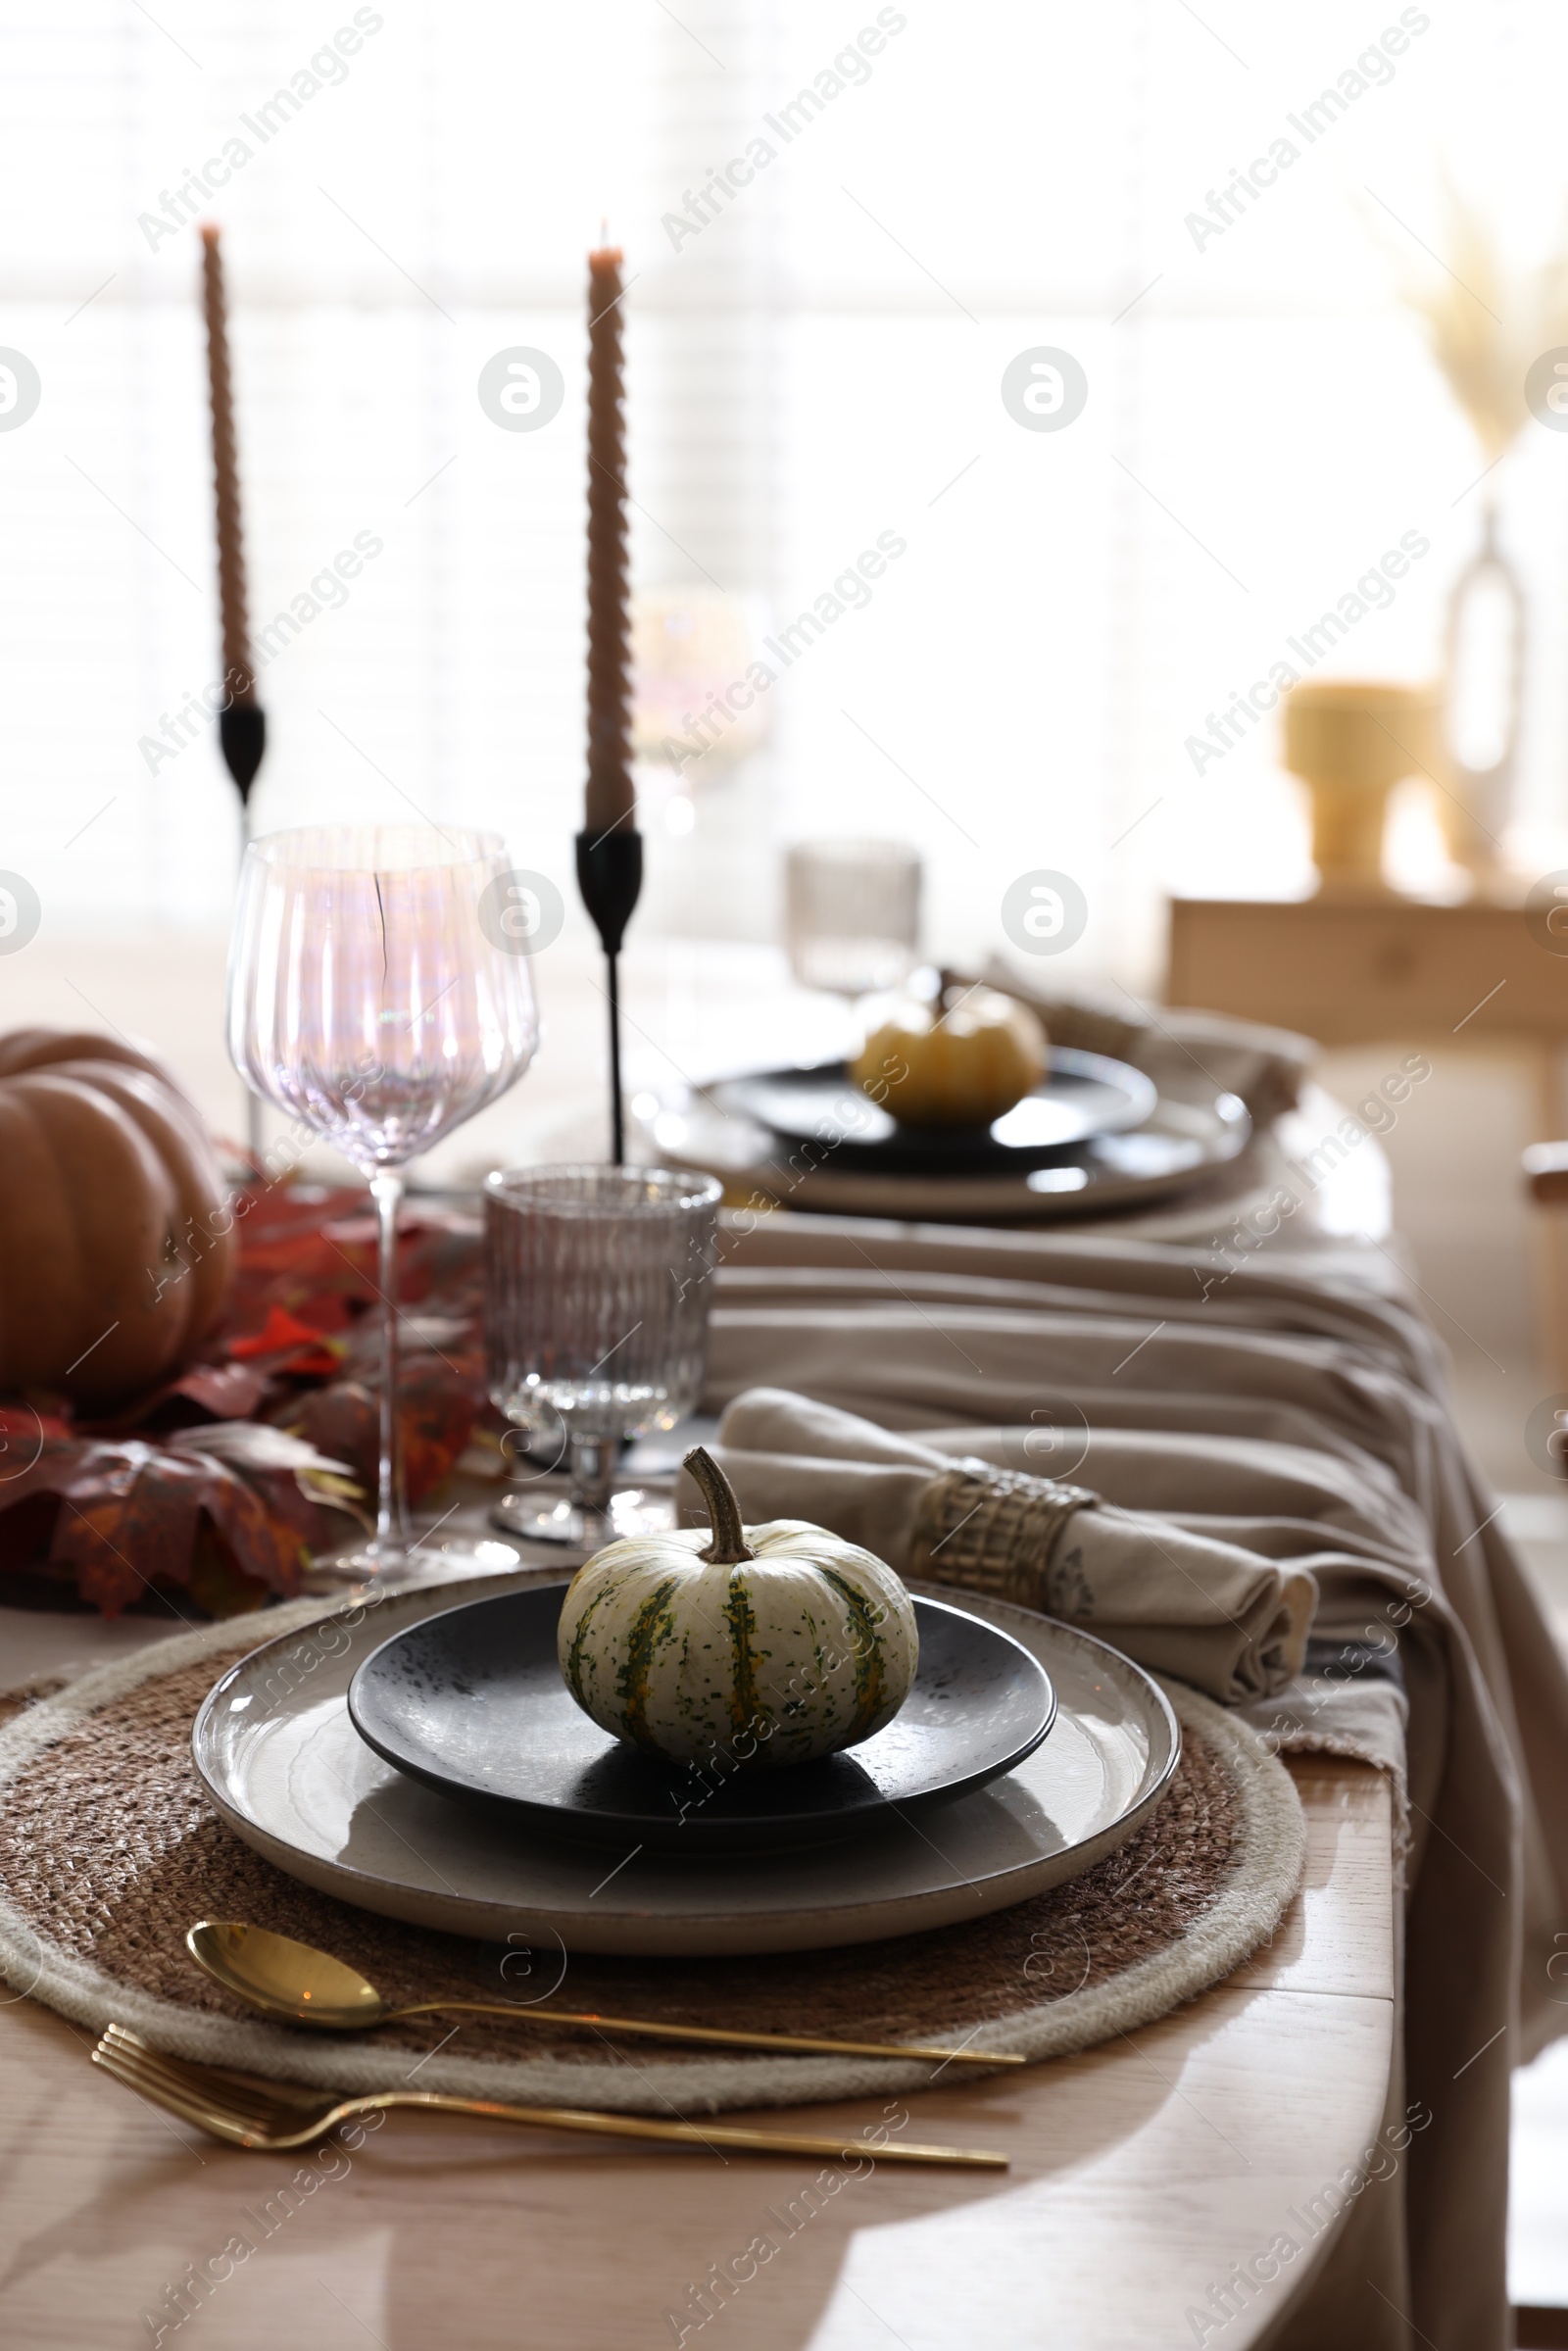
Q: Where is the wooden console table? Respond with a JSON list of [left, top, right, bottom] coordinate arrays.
[[1167, 893, 1568, 1378], [1166, 895, 1567, 1050]]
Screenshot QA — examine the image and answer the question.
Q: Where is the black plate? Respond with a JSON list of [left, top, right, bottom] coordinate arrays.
[[347, 1586, 1055, 1852], [716, 1048, 1157, 1174]]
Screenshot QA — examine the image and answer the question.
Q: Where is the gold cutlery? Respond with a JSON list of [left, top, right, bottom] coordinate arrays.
[[187, 1920, 1023, 2070], [92, 2025, 1007, 2168]]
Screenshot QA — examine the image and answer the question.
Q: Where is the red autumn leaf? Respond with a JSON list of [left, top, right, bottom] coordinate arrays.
[[81, 1359, 271, 1439], [50, 1442, 210, 1614], [0, 1403, 71, 1440], [167, 1361, 271, 1419], [0, 1490, 65, 1576], [228, 1304, 344, 1378], [0, 1433, 350, 1617], [283, 1355, 479, 1508]]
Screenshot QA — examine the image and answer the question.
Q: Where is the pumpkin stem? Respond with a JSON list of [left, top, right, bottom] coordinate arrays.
[[685, 1446, 756, 1565]]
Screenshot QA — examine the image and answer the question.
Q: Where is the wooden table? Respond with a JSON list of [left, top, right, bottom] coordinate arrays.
[[0, 1753, 1391, 2350], [0, 927, 1400, 2345]]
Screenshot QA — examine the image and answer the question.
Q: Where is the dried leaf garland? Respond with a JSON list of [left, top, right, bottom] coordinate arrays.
[[0, 1181, 492, 1616]]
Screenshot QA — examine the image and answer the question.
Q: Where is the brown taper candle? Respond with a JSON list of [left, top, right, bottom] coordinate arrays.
[[585, 244, 635, 837], [200, 223, 256, 710]]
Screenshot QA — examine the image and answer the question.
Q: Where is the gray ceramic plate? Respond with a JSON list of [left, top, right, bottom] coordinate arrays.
[[190, 1569, 1181, 1957], [345, 1587, 1055, 1851], [718, 1048, 1157, 1174], [635, 1069, 1250, 1224]]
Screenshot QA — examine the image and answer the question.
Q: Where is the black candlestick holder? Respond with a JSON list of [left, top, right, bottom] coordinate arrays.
[[221, 696, 267, 1168], [575, 826, 644, 1164], [220, 702, 267, 808]]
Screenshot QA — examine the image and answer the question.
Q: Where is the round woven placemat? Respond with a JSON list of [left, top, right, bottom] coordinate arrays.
[[0, 1600, 1304, 2115]]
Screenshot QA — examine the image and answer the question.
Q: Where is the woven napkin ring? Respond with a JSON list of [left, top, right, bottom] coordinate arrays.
[[907, 1460, 1100, 1612]]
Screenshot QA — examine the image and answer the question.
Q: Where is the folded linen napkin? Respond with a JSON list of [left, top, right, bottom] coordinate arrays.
[[680, 1388, 1316, 1705], [970, 958, 1315, 1128]]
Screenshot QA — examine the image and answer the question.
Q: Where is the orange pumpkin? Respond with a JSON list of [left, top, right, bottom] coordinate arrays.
[[0, 1028, 234, 1410]]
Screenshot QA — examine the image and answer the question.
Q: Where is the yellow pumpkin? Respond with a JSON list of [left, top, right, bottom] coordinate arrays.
[[852, 987, 1047, 1127], [0, 1028, 234, 1409]]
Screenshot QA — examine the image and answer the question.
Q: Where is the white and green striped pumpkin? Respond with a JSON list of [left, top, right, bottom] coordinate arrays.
[[556, 1447, 918, 1769]]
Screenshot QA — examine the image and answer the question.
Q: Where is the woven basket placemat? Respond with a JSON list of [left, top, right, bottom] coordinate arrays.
[[0, 1601, 1304, 2116]]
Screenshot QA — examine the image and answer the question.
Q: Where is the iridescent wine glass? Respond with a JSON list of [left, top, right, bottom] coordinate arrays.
[[227, 824, 539, 1581]]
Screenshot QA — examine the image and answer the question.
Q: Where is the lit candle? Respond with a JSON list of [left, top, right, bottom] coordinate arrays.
[[585, 243, 635, 838], [199, 224, 256, 711]]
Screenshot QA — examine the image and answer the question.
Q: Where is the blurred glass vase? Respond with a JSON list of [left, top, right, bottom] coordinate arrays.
[[1443, 506, 1525, 877]]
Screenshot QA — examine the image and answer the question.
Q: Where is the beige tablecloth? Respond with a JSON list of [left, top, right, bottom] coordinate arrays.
[[698, 1208, 1568, 2351]]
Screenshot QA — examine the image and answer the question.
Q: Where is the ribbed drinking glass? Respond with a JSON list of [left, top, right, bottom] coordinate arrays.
[[785, 838, 922, 999], [485, 1165, 722, 1547]]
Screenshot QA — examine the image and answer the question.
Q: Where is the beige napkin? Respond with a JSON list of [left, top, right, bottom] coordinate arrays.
[[680, 1387, 1316, 1704], [971, 958, 1315, 1127]]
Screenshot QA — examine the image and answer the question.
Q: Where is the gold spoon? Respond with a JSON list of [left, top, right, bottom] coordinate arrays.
[[187, 1922, 1024, 2069]]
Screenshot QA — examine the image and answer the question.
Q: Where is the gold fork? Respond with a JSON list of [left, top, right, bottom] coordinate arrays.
[[91, 2026, 1006, 2168]]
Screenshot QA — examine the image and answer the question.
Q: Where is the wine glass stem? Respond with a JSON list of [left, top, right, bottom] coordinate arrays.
[[369, 1169, 408, 1549], [568, 1432, 617, 1519]]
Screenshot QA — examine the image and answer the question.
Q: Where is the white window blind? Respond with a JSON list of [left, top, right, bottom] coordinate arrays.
[[1, 0, 1565, 990]]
